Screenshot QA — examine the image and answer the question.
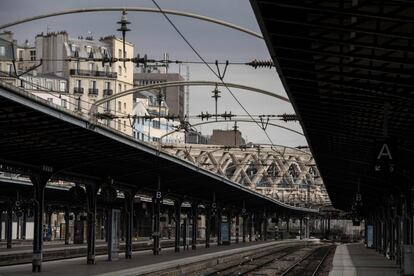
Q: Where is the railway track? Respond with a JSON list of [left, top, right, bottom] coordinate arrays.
[[204, 243, 335, 276]]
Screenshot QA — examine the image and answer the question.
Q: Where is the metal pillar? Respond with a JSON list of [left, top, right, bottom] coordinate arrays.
[[236, 214, 240, 243], [249, 214, 253, 242], [299, 218, 303, 240], [263, 212, 268, 241], [86, 184, 99, 264], [0, 210, 2, 242], [174, 200, 181, 252], [30, 172, 51, 272], [64, 208, 70, 245], [242, 214, 247, 242], [6, 203, 12, 249], [22, 209, 27, 240], [124, 190, 135, 259], [152, 190, 161, 255], [191, 202, 198, 250], [205, 205, 211, 248], [217, 209, 222, 246], [182, 217, 187, 250], [227, 212, 232, 244]]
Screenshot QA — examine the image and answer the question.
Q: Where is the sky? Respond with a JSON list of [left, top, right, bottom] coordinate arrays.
[[0, 0, 308, 147]]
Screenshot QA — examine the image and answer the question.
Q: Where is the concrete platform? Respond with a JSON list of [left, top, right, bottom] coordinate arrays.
[[329, 243, 400, 276], [0, 239, 312, 276]]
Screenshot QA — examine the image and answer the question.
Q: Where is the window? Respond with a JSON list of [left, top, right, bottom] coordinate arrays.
[[118, 101, 121, 111], [118, 49, 122, 58], [76, 79, 81, 88], [61, 99, 67, 109], [124, 84, 126, 91], [59, 81, 66, 92], [75, 97, 81, 111], [7, 64, 12, 75], [118, 66, 122, 76], [118, 84, 122, 92], [89, 80, 96, 89], [30, 50, 36, 61], [152, 137, 160, 142], [89, 63, 95, 72], [124, 102, 126, 110], [105, 82, 110, 90], [105, 65, 110, 73], [123, 120, 126, 131], [152, 120, 160, 129], [0, 46, 5, 56], [118, 119, 121, 130], [19, 50, 23, 61]]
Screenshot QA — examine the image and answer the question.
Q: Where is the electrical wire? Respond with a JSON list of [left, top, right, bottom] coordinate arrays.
[[151, 0, 282, 152]]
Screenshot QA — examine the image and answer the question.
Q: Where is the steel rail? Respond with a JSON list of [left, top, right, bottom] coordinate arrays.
[[0, 7, 263, 39], [93, 80, 289, 109]]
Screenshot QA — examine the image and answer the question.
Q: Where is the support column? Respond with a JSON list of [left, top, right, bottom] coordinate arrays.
[[6, 203, 12, 249], [152, 189, 161, 255], [22, 209, 27, 240], [86, 184, 99, 264], [249, 214, 253, 242], [191, 202, 198, 250], [236, 214, 240, 243], [30, 172, 51, 272], [64, 207, 70, 245], [299, 218, 303, 240], [217, 209, 222, 246], [263, 211, 268, 241], [205, 205, 211, 248], [124, 190, 136, 259], [174, 200, 181, 252], [242, 213, 247, 242], [0, 210, 2, 242], [227, 212, 232, 244]]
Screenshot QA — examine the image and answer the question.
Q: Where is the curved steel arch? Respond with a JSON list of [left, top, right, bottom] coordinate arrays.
[[93, 80, 289, 109], [0, 7, 263, 39]]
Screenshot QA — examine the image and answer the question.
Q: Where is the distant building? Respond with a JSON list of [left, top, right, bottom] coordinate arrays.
[[186, 131, 210, 144], [134, 68, 185, 119], [209, 129, 245, 146], [0, 31, 36, 85], [0, 31, 136, 135], [132, 90, 184, 144]]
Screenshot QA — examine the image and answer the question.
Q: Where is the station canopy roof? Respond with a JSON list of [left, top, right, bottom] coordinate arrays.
[[251, 0, 414, 211]]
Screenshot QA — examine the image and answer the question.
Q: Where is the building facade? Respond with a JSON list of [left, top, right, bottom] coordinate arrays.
[[35, 32, 134, 134], [133, 69, 185, 119], [132, 90, 184, 144]]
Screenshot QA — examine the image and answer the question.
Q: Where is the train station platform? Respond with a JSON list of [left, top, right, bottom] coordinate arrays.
[[329, 243, 400, 276], [0, 239, 314, 276]]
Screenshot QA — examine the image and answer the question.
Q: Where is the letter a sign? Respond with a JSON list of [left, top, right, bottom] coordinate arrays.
[[377, 143, 393, 160], [374, 141, 395, 173]]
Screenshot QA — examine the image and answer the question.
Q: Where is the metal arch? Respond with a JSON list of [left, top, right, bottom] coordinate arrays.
[[0, 7, 263, 39], [93, 80, 289, 108], [191, 119, 304, 136]]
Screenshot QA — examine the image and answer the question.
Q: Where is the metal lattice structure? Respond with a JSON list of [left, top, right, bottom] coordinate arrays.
[[161, 144, 330, 208]]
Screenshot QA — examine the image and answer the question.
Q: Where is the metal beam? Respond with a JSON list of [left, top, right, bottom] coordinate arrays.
[[0, 7, 263, 39], [93, 80, 289, 107]]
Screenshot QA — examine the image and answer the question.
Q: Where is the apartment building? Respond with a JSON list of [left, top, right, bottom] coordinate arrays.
[[35, 32, 134, 134]]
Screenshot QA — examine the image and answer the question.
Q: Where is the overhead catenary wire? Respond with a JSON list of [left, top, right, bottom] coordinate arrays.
[[150, 0, 283, 153]]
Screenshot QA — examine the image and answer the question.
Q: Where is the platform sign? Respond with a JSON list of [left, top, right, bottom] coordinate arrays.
[[367, 225, 373, 248], [374, 140, 395, 174], [221, 222, 230, 245]]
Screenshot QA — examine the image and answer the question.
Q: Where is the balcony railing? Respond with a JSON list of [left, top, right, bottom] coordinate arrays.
[[73, 87, 84, 94], [70, 69, 117, 78], [103, 89, 113, 96], [88, 88, 99, 95]]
